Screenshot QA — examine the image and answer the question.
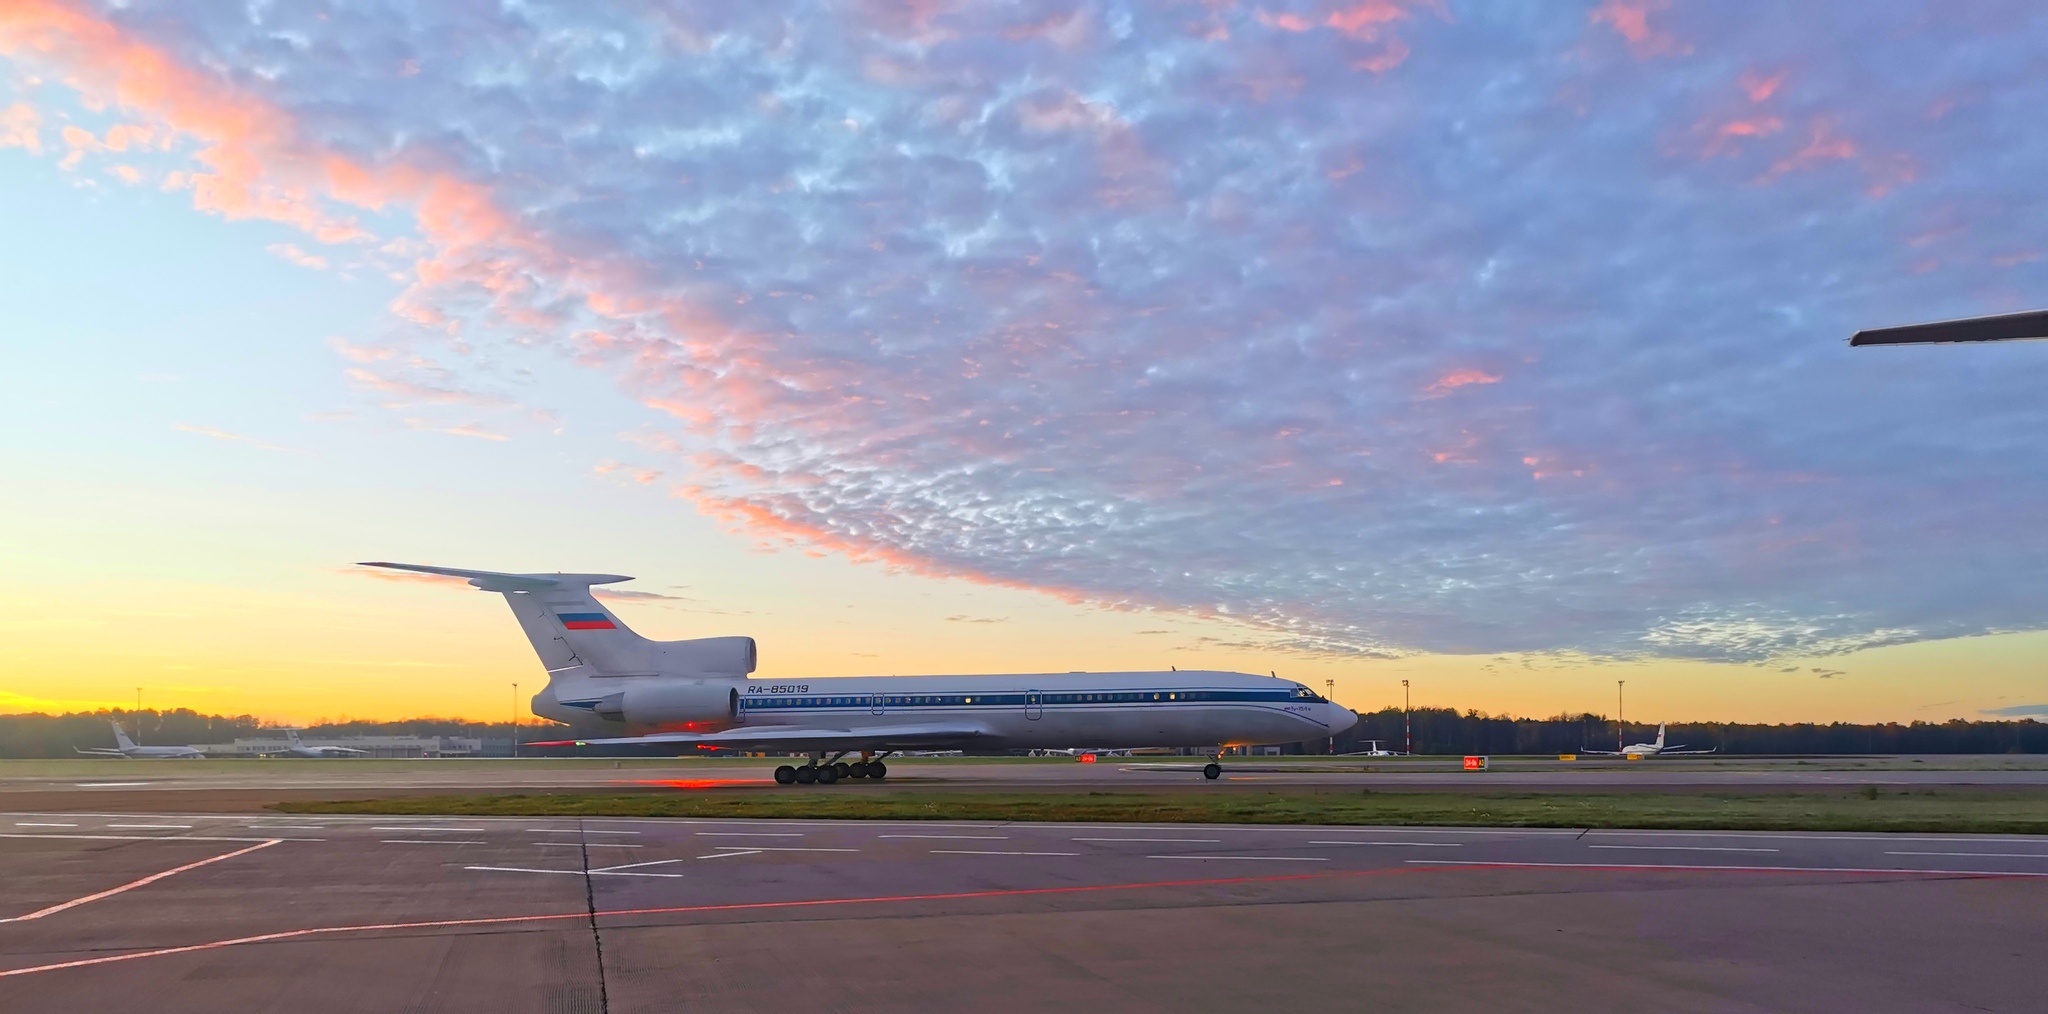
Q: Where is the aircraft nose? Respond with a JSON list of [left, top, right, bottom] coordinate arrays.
[[1326, 703, 1358, 735]]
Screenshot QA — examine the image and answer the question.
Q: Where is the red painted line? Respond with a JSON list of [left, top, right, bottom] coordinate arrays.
[[1, 839, 282, 925], [4, 861, 2030, 979]]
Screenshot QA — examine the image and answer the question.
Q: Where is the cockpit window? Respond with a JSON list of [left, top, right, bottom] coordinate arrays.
[[1291, 685, 1325, 701]]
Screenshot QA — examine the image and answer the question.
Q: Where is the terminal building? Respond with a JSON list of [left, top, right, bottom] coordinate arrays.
[[192, 735, 489, 758]]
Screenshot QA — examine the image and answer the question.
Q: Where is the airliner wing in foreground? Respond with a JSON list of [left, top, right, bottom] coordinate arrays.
[[361, 561, 1356, 784], [1849, 308, 2048, 345]]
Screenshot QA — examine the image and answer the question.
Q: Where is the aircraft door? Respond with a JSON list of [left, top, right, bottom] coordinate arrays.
[[1026, 690, 1042, 720], [871, 694, 884, 715]]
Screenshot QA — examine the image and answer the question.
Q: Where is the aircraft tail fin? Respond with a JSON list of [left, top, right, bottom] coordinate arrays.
[[287, 729, 303, 748], [111, 720, 137, 751], [1655, 723, 1666, 749], [356, 562, 752, 678]]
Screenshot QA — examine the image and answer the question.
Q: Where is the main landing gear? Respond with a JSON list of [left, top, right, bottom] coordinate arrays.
[[774, 750, 890, 786], [1203, 754, 1223, 780]]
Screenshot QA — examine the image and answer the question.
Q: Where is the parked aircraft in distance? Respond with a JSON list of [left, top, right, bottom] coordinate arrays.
[[1342, 740, 1399, 757], [361, 562, 1356, 784], [1580, 723, 1716, 758], [75, 720, 205, 759], [269, 730, 368, 758]]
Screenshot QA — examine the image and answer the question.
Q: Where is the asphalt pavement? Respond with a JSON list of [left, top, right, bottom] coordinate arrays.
[[3, 810, 2044, 1011]]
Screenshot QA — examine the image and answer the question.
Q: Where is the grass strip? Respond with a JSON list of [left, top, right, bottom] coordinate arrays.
[[278, 788, 2048, 834]]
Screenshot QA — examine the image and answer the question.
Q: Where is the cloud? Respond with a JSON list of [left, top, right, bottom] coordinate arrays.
[[1980, 704, 2048, 718], [402, 419, 509, 442], [593, 588, 694, 602], [944, 615, 1008, 624], [174, 423, 306, 454], [342, 566, 469, 587], [265, 242, 328, 270], [10, 1, 2048, 665]]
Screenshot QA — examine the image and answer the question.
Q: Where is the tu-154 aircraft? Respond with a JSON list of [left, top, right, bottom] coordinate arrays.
[[1580, 723, 1715, 758], [74, 720, 205, 759], [360, 562, 1356, 784]]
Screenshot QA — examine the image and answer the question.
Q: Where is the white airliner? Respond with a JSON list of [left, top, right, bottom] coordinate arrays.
[[271, 730, 368, 758], [1580, 723, 1716, 758], [361, 562, 1356, 784], [74, 720, 205, 759]]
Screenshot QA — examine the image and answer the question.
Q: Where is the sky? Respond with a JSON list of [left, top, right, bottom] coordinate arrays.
[[2, 0, 2045, 726]]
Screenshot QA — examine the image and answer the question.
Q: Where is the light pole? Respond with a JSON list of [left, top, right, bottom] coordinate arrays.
[[1401, 679, 1411, 756], [511, 682, 519, 759], [1617, 680, 1626, 752], [1325, 680, 1338, 754]]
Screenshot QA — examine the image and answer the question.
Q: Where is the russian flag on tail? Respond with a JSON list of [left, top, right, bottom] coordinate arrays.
[[559, 611, 617, 630]]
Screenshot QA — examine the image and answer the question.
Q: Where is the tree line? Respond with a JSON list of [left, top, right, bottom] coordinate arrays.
[[1328, 707, 2048, 755], [1, 705, 2042, 757], [0, 708, 530, 758]]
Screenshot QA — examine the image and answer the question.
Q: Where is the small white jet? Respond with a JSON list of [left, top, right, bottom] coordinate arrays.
[[1580, 723, 1716, 758], [272, 730, 368, 758], [1343, 740, 1399, 757], [75, 720, 205, 759]]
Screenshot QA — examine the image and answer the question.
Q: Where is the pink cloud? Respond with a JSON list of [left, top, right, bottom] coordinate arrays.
[[1424, 368, 1503, 396], [1762, 119, 1857, 181], [1590, 0, 1688, 58], [1739, 69, 1786, 103], [0, 102, 41, 154]]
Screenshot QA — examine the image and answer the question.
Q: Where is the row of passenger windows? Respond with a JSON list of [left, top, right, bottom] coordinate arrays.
[[745, 691, 1268, 709]]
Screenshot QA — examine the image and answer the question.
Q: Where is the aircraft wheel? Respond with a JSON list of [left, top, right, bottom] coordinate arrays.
[[848, 761, 870, 778], [832, 762, 852, 780], [774, 765, 797, 785], [867, 761, 887, 780], [816, 764, 840, 785], [794, 765, 818, 784], [1203, 763, 1222, 780]]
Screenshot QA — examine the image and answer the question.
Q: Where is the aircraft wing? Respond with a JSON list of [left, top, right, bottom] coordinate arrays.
[[530, 723, 992, 753], [1658, 747, 1718, 755], [1577, 748, 1622, 755], [73, 748, 126, 756], [1849, 308, 2048, 346]]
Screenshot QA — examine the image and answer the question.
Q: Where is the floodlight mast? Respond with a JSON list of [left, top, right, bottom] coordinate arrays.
[[1849, 309, 2048, 346]]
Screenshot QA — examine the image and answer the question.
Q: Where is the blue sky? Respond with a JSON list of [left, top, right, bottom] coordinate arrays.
[[2, 0, 2045, 722]]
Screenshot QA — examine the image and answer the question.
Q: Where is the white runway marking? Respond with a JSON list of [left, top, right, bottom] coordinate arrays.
[[73, 783, 150, 788], [697, 849, 762, 859], [709, 845, 858, 853], [528, 828, 641, 835], [1587, 845, 1781, 853], [1073, 837, 1220, 843], [1403, 859, 2048, 877], [1, 832, 322, 842], [591, 859, 688, 873], [533, 842, 643, 848], [379, 839, 486, 845], [107, 824, 193, 830], [1, 839, 281, 924], [246, 825, 325, 831], [931, 850, 1081, 857], [465, 866, 686, 879], [15, 822, 77, 827], [1151, 855, 1327, 862], [1885, 851, 2048, 859], [371, 826, 487, 833], [695, 831, 804, 837], [1309, 840, 1463, 847], [880, 834, 1010, 840]]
